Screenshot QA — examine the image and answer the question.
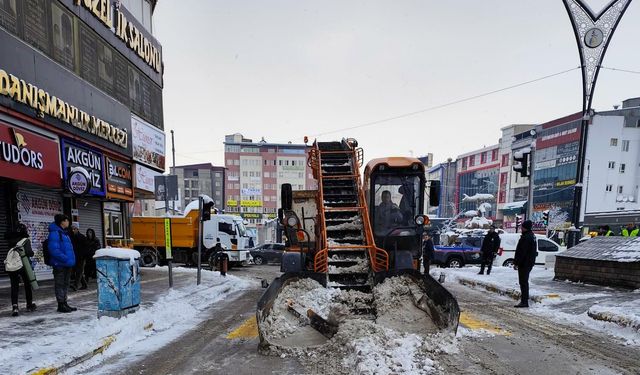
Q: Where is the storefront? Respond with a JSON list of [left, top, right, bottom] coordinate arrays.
[[104, 157, 134, 247], [0, 119, 62, 278]]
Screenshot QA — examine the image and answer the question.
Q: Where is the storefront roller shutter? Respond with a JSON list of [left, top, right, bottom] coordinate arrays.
[[0, 182, 11, 276], [16, 187, 64, 281], [76, 198, 105, 248]]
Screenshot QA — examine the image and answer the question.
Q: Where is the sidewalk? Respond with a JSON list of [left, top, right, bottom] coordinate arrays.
[[0, 267, 252, 375], [436, 266, 640, 345]]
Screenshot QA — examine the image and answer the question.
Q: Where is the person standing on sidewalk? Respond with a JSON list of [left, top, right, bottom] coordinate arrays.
[[48, 214, 77, 313], [513, 220, 537, 308], [84, 228, 101, 281], [478, 225, 500, 275], [422, 233, 435, 275], [5, 224, 37, 316], [70, 225, 88, 291]]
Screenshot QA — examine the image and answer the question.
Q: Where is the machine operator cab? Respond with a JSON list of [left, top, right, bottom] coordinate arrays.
[[364, 158, 434, 269]]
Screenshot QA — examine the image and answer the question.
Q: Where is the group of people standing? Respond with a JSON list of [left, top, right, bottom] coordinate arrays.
[[421, 220, 538, 309], [5, 214, 100, 316]]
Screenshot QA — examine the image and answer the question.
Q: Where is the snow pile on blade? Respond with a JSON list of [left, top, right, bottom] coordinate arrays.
[[260, 276, 456, 374]]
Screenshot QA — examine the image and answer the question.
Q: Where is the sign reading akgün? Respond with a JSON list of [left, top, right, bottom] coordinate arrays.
[[75, 0, 162, 74], [0, 69, 128, 149]]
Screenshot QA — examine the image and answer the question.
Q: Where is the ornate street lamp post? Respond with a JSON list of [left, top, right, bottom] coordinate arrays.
[[562, 0, 632, 228]]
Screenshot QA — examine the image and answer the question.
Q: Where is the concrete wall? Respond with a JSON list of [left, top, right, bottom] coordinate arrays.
[[555, 257, 640, 289]]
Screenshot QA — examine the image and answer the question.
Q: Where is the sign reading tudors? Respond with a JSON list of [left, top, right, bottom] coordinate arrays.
[[62, 140, 106, 196], [106, 157, 134, 201], [0, 122, 61, 187]]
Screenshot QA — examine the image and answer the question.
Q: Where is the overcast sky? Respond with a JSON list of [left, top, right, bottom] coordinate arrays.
[[153, 0, 640, 168]]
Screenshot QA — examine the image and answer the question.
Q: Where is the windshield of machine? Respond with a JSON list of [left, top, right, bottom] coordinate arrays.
[[234, 219, 247, 236], [372, 175, 421, 235]]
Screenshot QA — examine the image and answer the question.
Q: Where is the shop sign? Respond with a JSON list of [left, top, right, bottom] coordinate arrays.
[[132, 115, 165, 170], [0, 122, 61, 187], [0, 69, 128, 149], [241, 188, 262, 196], [115, 8, 162, 73], [226, 199, 238, 207], [134, 163, 160, 192], [62, 140, 105, 196], [73, 0, 162, 73], [68, 169, 91, 195], [266, 213, 277, 219], [240, 200, 262, 207], [106, 157, 134, 200], [555, 179, 576, 187], [241, 213, 263, 219]]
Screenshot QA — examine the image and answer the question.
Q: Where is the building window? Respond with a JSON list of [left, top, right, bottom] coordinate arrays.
[[610, 138, 618, 146], [605, 184, 613, 192], [480, 153, 487, 164], [618, 186, 624, 194], [622, 140, 630, 152], [620, 163, 626, 173], [492, 149, 498, 161], [501, 154, 509, 167], [608, 161, 615, 169], [461, 158, 467, 169], [468, 156, 475, 167], [104, 211, 124, 238]]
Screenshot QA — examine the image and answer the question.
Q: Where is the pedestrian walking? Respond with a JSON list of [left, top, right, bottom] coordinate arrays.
[[478, 225, 501, 275], [4, 224, 37, 316], [602, 225, 614, 236], [422, 234, 435, 275], [70, 224, 88, 291], [84, 228, 101, 281], [48, 214, 77, 313], [513, 220, 537, 308]]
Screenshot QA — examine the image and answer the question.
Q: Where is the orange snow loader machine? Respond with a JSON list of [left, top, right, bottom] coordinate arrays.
[[256, 139, 460, 350]]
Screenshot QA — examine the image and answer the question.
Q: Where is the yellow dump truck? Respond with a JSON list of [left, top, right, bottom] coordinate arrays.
[[132, 208, 251, 268]]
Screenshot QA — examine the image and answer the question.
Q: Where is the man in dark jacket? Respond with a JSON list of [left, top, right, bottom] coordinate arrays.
[[48, 214, 77, 313], [513, 220, 537, 308], [478, 225, 500, 275], [70, 224, 88, 291], [422, 234, 435, 275]]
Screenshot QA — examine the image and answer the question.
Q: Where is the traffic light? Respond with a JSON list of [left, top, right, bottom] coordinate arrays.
[[513, 150, 530, 178], [515, 215, 522, 232], [202, 199, 215, 221], [542, 210, 549, 226]]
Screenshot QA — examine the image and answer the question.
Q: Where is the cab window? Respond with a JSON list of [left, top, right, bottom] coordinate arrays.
[[219, 222, 236, 235], [537, 239, 558, 252]]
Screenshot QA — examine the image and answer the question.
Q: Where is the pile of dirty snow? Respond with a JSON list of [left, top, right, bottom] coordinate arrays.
[[374, 276, 439, 334]]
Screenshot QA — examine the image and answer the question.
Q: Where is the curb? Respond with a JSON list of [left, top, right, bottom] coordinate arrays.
[[456, 277, 548, 303], [28, 334, 118, 375], [587, 310, 640, 331]]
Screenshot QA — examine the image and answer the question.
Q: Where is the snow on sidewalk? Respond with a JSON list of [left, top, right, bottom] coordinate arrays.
[[437, 266, 640, 346], [0, 267, 252, 375]]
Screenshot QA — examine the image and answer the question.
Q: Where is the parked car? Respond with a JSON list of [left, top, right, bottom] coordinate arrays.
[[250, 243, 286, 265], [493, 233, 566, 267], [432, 235, 483, 268]]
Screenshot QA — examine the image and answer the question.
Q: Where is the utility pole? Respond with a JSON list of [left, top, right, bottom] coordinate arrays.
[[197, 195, 203, 285], [171, 130, 176, 214]]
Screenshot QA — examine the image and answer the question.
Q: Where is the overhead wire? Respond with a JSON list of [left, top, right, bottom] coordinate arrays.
[[310, 66, 581, 137]]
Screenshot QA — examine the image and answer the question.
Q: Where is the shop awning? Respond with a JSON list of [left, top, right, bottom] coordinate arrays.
[[500, 200, 527, 215]]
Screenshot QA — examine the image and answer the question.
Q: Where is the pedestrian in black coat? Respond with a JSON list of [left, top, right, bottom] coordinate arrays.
[[478, 226, 500, 275], [84, 228, 101, 280], [70, 225, 88, 290], [422, 234, 435, 275], [513, 220, 537, 308]]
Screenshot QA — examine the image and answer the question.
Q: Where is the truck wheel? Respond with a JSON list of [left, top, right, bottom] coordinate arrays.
[[446, 257, 463, 268], [140, 249, 158, 268], [503, 259, 515, 267], [253, 256, 264, 265]]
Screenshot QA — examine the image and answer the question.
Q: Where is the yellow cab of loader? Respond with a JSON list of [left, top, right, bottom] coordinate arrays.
[[364, 157, 431, 271]]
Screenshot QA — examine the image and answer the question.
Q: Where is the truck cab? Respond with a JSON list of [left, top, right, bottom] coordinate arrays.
[[203, 214, 251, 266], [364, 158, 429, 269]]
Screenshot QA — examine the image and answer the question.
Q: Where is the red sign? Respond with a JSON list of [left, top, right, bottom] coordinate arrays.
[[0, 122, 61, 187]]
